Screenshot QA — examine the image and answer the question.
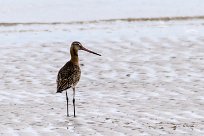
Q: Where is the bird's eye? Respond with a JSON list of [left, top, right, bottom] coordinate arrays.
[[78, 44, 82, 47]]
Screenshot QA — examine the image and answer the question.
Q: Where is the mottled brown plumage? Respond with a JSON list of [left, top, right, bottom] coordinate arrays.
[[57, 61, 81, 93], [56, 41, 101, 117]]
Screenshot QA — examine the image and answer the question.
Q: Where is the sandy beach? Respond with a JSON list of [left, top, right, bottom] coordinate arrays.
[[1, 0, 204, 135]]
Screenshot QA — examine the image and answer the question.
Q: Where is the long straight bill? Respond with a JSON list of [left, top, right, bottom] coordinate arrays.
[[82, 47, 101, 56]]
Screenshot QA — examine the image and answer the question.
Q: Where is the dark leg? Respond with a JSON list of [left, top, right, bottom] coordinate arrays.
[[73, 88, 76, 117], [66, 91, 69, 117]]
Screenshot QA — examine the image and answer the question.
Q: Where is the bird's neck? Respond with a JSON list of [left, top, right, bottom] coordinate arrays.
[[70, 47, 79, 65]]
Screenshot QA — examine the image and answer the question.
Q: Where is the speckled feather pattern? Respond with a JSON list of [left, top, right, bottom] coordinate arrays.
[[57, 61, 81, 92]]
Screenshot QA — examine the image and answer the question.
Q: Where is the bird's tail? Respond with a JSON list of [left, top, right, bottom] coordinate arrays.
[[56, 88, 62, 93]]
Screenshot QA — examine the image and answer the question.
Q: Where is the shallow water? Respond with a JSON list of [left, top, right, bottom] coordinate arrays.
[[0, 0, 204, 23]]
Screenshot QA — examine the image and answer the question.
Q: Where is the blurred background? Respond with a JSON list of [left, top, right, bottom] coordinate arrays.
[[0, 0, 204, 45], [1, 0, 204, 22]]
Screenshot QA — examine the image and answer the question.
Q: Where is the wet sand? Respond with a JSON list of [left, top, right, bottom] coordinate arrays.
[[0, 20, 204, 135]]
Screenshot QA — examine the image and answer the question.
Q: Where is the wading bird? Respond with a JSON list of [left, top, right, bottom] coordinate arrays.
[[56, 41, 101, 117]]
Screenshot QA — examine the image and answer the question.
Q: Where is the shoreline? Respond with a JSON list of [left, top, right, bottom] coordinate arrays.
[[0, 15, 204, 26]]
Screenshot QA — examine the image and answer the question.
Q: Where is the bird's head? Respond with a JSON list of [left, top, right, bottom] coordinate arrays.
[[71, 41, 101, 56], [71, 41, 83, 51]]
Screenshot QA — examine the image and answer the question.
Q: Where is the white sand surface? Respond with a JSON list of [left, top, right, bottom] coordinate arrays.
[[0, 19, 204, 135]]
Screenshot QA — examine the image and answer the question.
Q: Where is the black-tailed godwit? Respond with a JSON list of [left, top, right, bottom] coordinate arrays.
[[56, 41, 101, 117]]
